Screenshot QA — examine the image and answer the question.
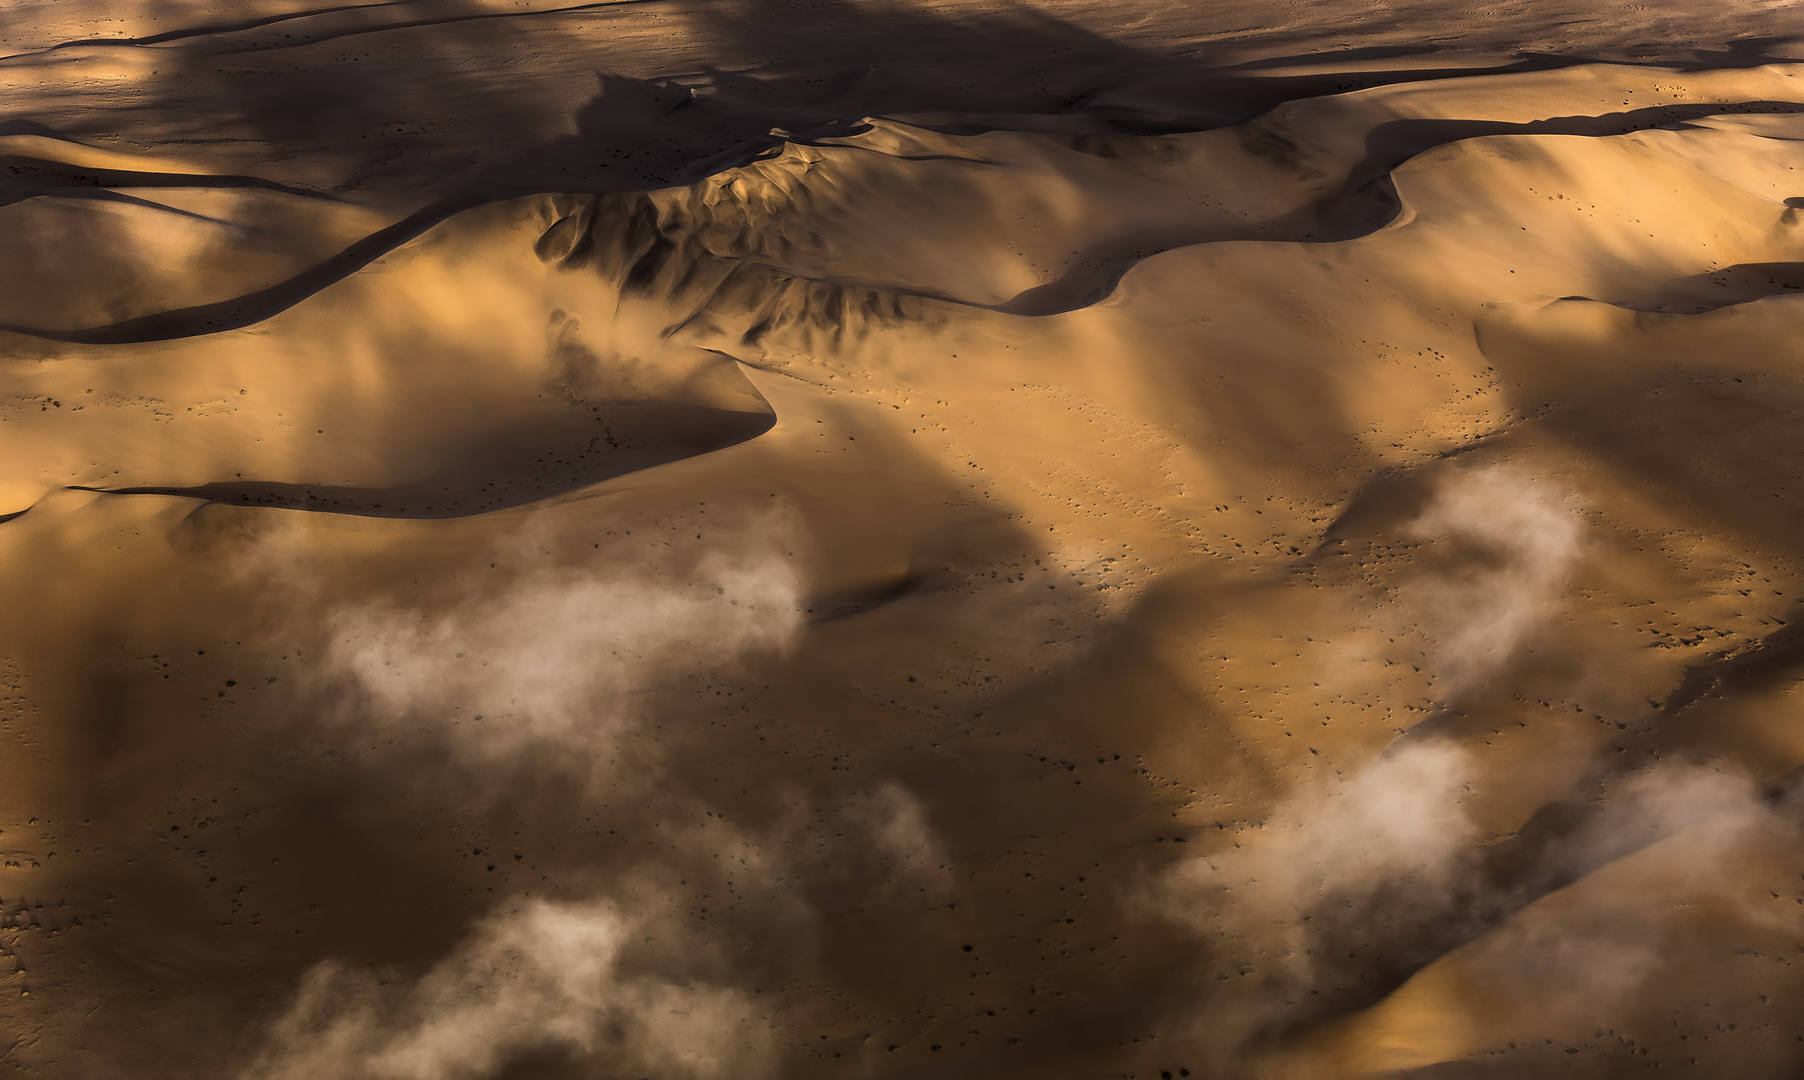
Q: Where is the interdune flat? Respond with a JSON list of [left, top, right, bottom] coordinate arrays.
[[3, 3, 1804, 1078]]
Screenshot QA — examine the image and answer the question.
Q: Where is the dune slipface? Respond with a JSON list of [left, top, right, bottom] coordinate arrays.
[[3, 3, 1804, 1078]]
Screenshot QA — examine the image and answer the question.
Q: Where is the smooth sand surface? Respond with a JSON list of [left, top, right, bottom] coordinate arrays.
[[4, 2, 1804, 1078]]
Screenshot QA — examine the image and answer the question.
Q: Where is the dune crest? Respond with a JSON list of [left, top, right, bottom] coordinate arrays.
[[4, 4, 1804, 1079]]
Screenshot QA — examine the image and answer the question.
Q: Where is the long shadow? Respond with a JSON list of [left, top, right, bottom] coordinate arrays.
[[1241, 528, 1804, 1044], [3, 0, 419, 53], [7, 0, 1799, 341], [8, 0, 672, 57], [161, 0, 682, 57], [1325, 99, 1804, 231], [0, 185, 282, 223], [0, 154, 344, 202], [1223, 427, 1804, 1045], [0, 0, 1154, 341], [1569, 261, 1804, 314], [1232, 606, 1804, 1053], [1059, 53, 1584, 133], [72, 400, 774, 519], [996, 99, 1804, 316], [41, 91, 1804, 346], [0, 191, 486, 344], [0, 0, 661, 63]]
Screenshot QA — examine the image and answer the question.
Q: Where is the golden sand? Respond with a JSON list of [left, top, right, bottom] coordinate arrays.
[[2, 3, 1804, 1077]]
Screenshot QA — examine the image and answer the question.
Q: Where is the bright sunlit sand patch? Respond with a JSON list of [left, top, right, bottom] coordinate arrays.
[[3, 3, 1804, 1078]]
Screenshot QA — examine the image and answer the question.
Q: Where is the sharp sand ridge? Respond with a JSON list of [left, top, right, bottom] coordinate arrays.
[[3, 2, 1804, 1078]]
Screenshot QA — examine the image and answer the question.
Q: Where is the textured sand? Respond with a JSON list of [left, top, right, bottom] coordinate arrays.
[[4, 2, 1804, 1078]]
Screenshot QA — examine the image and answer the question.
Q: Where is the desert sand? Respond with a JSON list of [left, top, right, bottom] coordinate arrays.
[[3, 1, 1804, 1077]]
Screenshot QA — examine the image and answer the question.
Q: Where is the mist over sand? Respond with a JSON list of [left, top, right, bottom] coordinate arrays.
[[4, 2, 1804, 1078]]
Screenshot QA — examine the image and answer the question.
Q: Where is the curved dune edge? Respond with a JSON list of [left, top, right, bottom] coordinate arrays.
[[5, 12, 1804, 1080], [4, 62, 1802, 344]]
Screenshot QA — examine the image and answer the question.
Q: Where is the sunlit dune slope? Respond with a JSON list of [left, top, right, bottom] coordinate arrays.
[[4, 7, 1804, 1080]]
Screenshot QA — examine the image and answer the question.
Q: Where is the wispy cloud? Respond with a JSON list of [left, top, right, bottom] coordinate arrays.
[[1166, 740, 1476, 1036], [236, 514, 805, 1079], [1164, 745, 1792, 1069], [322, 519, 803, 763], [243, 898, 769, 1080], [1400, 464, 1584, 696], [1460, 761, 1783, 1017]]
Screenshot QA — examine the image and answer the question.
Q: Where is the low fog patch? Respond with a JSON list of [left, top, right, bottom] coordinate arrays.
[[242, 897, 769, 1080]]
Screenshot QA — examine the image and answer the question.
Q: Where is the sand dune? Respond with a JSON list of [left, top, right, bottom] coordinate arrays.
[[3, 3, 1804, 1078]]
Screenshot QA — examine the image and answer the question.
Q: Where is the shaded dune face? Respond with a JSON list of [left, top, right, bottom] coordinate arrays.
[[89, 394, 776, 517], [0, 192, 779, 518], [8, 13, 1804, 1080]]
